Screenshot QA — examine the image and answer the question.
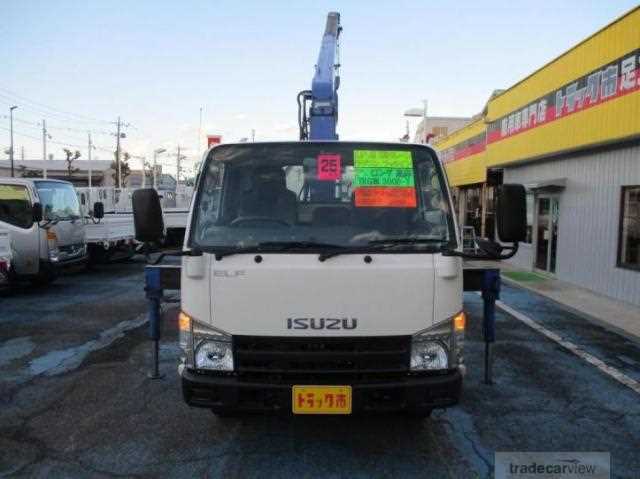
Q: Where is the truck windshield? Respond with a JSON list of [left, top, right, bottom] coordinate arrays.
[[190, 143, 456, 253], [35, 181, 81, 221]]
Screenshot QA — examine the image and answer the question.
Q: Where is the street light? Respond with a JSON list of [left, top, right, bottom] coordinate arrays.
[[152, 148, 166, 190], [9, 106, 17, 177], [404, 99, 428, 144]]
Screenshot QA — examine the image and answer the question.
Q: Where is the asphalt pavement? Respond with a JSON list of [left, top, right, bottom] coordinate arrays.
[[1, 262, 639, 478]]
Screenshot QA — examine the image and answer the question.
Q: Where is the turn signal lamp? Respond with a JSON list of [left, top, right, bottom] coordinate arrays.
[[178, 311, 192, 332], [453, 311, 466, 332]]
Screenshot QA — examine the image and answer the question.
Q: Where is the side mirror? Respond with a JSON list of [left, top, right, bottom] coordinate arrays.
[[496, 184, 527, 243], [32, 202, 43, 223], [93, 201, 105, 219], [132, 188, 164, 243]]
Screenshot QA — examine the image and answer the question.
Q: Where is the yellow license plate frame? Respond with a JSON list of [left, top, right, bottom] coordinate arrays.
[[292, 385, 352, 414]]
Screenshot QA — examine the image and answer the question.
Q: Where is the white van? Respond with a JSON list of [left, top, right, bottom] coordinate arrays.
[[0, 178, 87, 285]]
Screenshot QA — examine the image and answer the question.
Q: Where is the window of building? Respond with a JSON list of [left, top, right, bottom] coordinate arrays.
[[0, 184, 33, 229], [484, 186, 496, 240], [464, 186, 482, 237], [618, 186, 640, 270], [432, 126, 448, 138], [525, 191, 534, 243]]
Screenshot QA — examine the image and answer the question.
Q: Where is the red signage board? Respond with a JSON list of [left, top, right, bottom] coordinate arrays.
[[354, 187, 417, 208], [317, 154, 342, 181], [207, 135, 222, 147]]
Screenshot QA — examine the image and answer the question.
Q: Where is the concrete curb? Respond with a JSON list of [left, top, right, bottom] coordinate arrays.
[[500, 276, 640, 345]]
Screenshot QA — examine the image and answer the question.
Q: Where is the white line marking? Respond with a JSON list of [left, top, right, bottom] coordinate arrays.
[[494, 299, 640, 396], [27, 314, 148, 377]]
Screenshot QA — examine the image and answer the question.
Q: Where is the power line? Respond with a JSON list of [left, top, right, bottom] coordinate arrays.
[[0, 87, 112, 124], [0, 115, 110, 145], [0, 125, 112, 153], [0, 114, 117, 138]]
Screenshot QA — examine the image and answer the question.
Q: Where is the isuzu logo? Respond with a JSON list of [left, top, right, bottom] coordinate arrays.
[[286, 318, 358, 330]]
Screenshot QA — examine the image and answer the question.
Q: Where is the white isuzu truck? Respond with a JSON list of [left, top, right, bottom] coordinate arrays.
[[0, 178, 87, 285], [133, 141, 526, 416]]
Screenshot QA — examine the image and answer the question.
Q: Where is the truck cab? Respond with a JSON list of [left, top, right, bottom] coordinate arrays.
[[0, 178, 87, 285], [175, 141, 467, 415]]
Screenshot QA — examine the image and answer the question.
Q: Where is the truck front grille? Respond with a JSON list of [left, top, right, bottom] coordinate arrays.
[[233, 335, 411, 383]]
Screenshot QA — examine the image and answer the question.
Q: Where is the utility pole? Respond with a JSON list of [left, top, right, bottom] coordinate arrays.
[[115, 116, 122, 189], [42, 119, 48, 179], [20, 146, 24, 160], [422, 99, 428, 144], [88, 132, 93, 190], [251, 129, 256, 142], [9, 106, 17, 178], [176, 146, 181, 190], [153, 148, 166, 190]]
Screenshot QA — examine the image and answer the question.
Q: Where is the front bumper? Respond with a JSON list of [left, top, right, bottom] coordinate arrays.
[[181, 368, 462, 414], [50, 243, 87, 267]]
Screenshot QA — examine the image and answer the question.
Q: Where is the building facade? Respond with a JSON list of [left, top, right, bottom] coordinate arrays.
[[413, 116, 472, 144], [0, 159, 115, 186], [434, 6, 640, 306]]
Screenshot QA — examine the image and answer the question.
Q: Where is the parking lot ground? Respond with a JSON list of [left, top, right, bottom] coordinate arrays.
[[1, 265, 640, 478]]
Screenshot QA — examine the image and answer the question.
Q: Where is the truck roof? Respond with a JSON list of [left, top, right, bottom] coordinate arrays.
[[0, 177, 74, 187], [205, 140, 439, 156]]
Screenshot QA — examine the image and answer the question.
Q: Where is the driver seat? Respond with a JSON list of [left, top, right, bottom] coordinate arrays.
[[238, 167, 297, 224]]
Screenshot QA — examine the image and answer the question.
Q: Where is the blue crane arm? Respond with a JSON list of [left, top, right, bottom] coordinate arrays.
[[298, 12, 341, 141]]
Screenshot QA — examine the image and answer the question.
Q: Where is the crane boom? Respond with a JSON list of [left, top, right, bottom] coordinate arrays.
[[297, 12, 341, 141]]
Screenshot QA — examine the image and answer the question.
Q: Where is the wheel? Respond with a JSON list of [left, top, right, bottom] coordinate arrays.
[[88, 244, 110, 265], [29, 262, 58, 286]]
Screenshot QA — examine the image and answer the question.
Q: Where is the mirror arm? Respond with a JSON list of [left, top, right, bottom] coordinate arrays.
[[146, 246, 202, 265], [494, 242, 519, 260], [443, 242, 519, 261]]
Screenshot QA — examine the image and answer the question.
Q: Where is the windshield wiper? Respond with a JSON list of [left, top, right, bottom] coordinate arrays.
[[367, 237, 448, 245], [258, 241, 344, 250], [318, 238, 448, 262], [213, 241, 344, 259]]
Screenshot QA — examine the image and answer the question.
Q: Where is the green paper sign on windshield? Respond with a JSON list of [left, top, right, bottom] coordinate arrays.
[[354, 167, 415, 187], [354, 150, 413, 169]]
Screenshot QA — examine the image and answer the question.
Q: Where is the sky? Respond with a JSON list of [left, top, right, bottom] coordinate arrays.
[[1, 0, 638, 175]]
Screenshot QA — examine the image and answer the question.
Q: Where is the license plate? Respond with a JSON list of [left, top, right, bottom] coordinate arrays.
[[292, 385, 352, 414]]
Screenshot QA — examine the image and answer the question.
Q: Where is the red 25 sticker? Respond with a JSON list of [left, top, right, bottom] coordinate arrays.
[[317, 154, 341, 181]]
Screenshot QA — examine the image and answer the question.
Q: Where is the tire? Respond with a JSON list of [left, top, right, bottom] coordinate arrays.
[[88, 245, 111, 265], [29, 262, 58, 286]]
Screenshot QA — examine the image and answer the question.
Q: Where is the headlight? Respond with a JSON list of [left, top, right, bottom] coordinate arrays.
[[410, 341, 448, 370], [178, 311, 233, 371], [410, 311, 465, 371], [195, 340, 233, 371]]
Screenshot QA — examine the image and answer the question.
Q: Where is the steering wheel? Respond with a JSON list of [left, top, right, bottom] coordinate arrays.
[[229, 216, 292, 228]]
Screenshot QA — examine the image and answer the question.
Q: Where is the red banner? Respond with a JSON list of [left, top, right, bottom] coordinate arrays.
[[354, 187, 417, 208]]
